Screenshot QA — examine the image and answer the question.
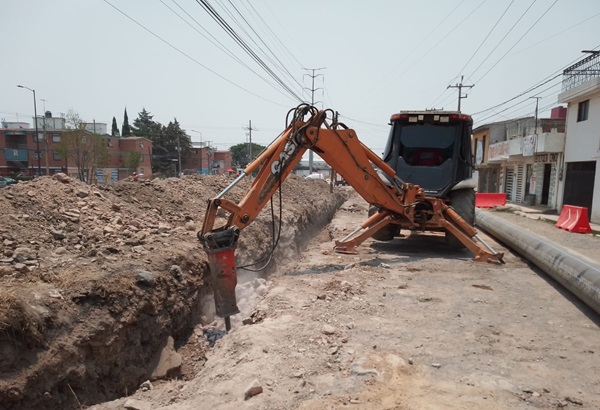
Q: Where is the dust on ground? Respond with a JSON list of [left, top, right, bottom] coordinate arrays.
[[92, 192, 600, 410], [0, 174, 344, 409]]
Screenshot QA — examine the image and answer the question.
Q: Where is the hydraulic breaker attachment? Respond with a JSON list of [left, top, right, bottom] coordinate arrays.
[[201, 227, 241, 331]]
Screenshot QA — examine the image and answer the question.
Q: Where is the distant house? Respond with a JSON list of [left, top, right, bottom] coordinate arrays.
[[557, 51, 600, 223], [182, 142, 232, 175], [473, 112, 566, 209], [0, 112, 152, 182]]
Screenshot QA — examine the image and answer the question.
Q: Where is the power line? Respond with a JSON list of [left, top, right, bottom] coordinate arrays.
[[161, 0, 294, 102], [472, 73, 561, 116], [473, 42, 600, 118], [102, 0, 288, 107], [195, 0, 304, 102], [474, 79, 561, 122], [472, 0, 560, 84], [465, 0, 538, 82], [364, 0, 467, 100], [386, 0, 489, 89], [508, 10, 600, 57], [221, 0, 304, 93], [242, 0, 304, 68], [429, 0, 516, 108]]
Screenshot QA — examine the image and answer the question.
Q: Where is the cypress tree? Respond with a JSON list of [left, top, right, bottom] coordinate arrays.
[[122, 108, 132, 136], [111, 116, 120, 136]]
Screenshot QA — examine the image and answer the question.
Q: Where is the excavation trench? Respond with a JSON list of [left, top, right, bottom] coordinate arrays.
[[0, 175, 345, 410]]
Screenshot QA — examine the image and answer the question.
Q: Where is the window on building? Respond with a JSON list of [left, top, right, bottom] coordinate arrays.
[[53, 152, 62, 161], [33, 152, 41, 160], [107, 138, 112, 147], [192, 158, 198, 165], [34, 133, 45, 142], [52, 134, 61, 143], [577, 100, 589, 122]]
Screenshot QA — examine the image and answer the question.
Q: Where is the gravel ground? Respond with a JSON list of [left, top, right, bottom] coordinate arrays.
[[92, 193, 600, 410]]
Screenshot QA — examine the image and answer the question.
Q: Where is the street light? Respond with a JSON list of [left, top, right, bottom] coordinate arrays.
[[190, 129, 203, 145], [17, 84, 42, 175]]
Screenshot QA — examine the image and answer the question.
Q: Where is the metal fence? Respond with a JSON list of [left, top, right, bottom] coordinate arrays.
[[562, 52, 600, 92]]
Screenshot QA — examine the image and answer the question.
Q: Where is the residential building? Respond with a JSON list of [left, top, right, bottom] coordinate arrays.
[[557, 51, 600, 223], [1, 114, 152, 183], [182, 142, 233, 175], [473, 111, 566, 209]]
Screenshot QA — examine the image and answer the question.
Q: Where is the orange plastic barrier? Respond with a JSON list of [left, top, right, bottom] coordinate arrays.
[[475, 193, 507, 208], [555, 205, 592, 234]]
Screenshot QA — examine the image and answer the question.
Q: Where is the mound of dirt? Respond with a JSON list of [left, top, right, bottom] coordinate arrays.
[[0, 174, 345, 409]]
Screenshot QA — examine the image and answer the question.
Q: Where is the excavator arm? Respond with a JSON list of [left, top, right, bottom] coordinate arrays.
[[199, 105, 503, 329]]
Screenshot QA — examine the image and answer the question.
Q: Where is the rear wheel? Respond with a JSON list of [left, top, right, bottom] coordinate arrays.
[[445, 188, 475, 249], [368, 206, 399, 241]]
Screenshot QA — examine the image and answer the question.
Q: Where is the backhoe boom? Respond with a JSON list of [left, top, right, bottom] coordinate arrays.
[[199, 105, 503, 329]]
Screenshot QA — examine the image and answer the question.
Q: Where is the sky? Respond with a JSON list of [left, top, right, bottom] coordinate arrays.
[[2, 0, 599, 155]]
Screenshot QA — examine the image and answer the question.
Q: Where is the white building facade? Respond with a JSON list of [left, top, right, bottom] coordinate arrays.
[[476, 114, 566, 209], [557, 52, 600, 223]]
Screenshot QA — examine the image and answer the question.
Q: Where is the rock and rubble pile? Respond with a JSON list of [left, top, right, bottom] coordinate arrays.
[[0, 173, 345, 409]]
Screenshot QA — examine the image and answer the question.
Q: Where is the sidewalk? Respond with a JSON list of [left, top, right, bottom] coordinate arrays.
[[502, 202, 600, 234]]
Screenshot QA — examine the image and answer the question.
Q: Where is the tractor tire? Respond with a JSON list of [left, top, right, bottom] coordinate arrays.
[[368, 206, 398, 242], [445, 188, 476, 249]]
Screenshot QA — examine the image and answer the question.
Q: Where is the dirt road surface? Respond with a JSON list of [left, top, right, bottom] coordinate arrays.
[[93, 191, 600, 410]]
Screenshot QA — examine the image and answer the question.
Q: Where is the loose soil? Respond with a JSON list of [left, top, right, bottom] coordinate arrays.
[[91, 192, 600, 410], [0, 174, 344, 409], [3, 177, 600, 409]]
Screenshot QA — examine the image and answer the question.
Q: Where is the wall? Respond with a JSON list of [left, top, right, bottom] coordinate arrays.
[[563, 96, 600, 162], [562, 88, 600, 223]]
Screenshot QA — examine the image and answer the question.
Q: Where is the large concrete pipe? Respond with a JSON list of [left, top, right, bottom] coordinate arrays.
[[475, 209, 600, 316]]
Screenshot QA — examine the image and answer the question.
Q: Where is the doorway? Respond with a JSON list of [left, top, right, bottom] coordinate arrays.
[[541, 163, 551, 205], [563, 161, 596, 218]]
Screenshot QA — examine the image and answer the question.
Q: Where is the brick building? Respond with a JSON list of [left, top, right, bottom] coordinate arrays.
[[181, 142, 233, 175], [1, 114, 152, 183]]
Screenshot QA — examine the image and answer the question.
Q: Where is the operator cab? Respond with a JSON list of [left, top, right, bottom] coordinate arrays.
[[382, 111, 474, 197]]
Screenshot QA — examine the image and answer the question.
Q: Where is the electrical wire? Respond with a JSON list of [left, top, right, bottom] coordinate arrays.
[[242, 0, 304, 68], [508, 10, 600, 57], [222, 0, 304, 93], [472, 0, 560, 84], [472, 73, 561, 116], [474, 79, 561, 123], [160, 0, 295, 102], [195, 0, 304, 103], [102, 0, 288, 107], [429, 0, 515, 108], [472, 42, 600, 118], [386, 0, 489, 89], [464, 0, 538, 83], [363, 0, 467, 100]]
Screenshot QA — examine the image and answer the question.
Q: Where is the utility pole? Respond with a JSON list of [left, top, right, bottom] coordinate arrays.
[[447, 75, 474, 112], [530, 96, 541, 135], [177, 132, 182, 177], [41, 98, 50, 175], [17, 85, 42, 176], [243, 120, 257, 165], [303, 67, 326, 174]]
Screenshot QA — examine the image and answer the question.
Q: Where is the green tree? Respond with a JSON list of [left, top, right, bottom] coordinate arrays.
[[111, 116, 120, 136], [229, 142, 267, 166], [58, 110, 110, 183], [122, 108, 132, 136], [132, 108, 161, 140], [156, 119, 192, 176], [124, 151, 142, 173]]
